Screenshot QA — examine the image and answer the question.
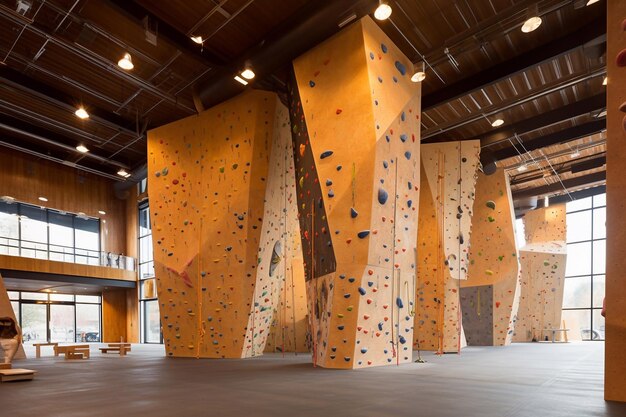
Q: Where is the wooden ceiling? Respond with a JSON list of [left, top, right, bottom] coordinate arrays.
[[0, 0, 607, 204]]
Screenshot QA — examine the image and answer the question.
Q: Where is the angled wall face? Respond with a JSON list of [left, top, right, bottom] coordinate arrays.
[[147, 90, 302, 358], [414, 141, 480, 353], [463, 168, 521, 346], [0, 274, 25, 360], [289, 16, 421, 368], [513, 205, 567, 343]]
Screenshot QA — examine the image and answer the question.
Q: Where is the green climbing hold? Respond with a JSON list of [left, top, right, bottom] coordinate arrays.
[[486, 200, 496, 210]]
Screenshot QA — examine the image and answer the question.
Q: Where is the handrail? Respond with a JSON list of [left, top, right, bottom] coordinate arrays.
[[0, 235, 136, 271]]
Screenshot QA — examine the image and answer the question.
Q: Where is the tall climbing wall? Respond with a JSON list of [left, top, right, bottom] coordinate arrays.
[[414, 141, 480, 353], [288, 16, 421, 368], [605, 0, 626, 402], [462, 168, 521, 346], [513, 205, 567, 342], [0, 273, 25, 360], [147, 90, 303, 358]]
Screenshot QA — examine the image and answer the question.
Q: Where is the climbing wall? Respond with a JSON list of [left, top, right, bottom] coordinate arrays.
[[147, 90, 303, 358], [513, 205, 567, 342], [289, 16, 421, 368], [414, 141, 480, 353], [0, 273, 25, 360], [463, 168, 521, 346]]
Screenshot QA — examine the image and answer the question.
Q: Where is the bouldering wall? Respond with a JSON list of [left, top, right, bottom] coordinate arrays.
[[289, 16, 421, 368], [462, 168, 521, 346], [605, 0, 626, 402], [0, 273, 26, 360], [147, 90, 303, 358], [513, 205, 567, 342], [414, 141, 480, 353]]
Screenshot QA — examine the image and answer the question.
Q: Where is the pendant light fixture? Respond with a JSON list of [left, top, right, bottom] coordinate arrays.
[[118, 52, 134, 70], [374, 1, 392, 21]]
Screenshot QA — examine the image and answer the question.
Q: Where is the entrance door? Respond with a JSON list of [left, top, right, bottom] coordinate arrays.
[[21, 303, 47, 343]]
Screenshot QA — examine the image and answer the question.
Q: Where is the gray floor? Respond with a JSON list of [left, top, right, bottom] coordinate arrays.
[[1, 342, 624, 417]]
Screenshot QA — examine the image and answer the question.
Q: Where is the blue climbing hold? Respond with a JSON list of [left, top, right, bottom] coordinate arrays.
[[358, 230, 370, 239], [336, 165, 342, 171], [326, 179, 333, 186], [320, 150, 333, 159], [351, 207, 358, 218], [328, 190, 335, 198], [401, 112, 406, 121], [399, 336, 407, 344], [404, 151, 412, 160], [378, 76, 383, 83], [385, 135, 390, 143], [367, 281, 374, 287], [378, 322, 384, 331], [309, 80, 315, 87], [361, 348, 368, 354], [369, 52, 375, 60], [338, 325, 345, 330], [396, 297, 404, 308], [407, 200, 412, 208], [395, 61, 407, 76], [381, 43, 388, 53], [348, 277, 355, 283], [383, 160, 388, 169], [344, 293, 351, 299], [400, 134, 407, 142], [358, 287, 366, 295], [378, 188, 389, 205]]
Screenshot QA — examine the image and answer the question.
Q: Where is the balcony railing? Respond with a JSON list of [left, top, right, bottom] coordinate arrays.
[[0, 236, 136, 271]]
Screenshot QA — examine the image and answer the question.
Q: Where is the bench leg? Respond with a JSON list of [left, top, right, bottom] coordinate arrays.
[[36, 346, 41, 358]]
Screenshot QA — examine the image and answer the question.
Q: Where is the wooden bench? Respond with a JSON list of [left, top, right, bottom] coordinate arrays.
[[33, 342, 59, 358], [99, 343, 131, 356], [0, 363, 11, 370], [0, 368, 36, 382], [542, 328, 569, 343], [55, 344, 91, 360]]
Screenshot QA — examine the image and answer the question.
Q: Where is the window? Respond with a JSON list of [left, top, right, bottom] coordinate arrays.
[[138, 202, 161, 343], [563, 193, 605, 340]]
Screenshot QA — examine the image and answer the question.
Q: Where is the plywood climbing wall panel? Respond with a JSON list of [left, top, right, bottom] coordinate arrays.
[[414, 140, 480, 353], [514, 205, 567, 343], [0, 274, 25, 360], [147, 90, 302, 358], [463, 168, 521, 346], [289, 16, 421, 368]]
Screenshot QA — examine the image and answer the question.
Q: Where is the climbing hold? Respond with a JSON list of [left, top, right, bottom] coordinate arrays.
[[309, 80, 316, 87], [320, 150, 333, 159], [358, 287, 367, 295], [404, 151, 412, 160], [396, 297, 404, 308], [381, 43, 388, 53], [400, 134, 407, 142], [378, 188, 388, 205], [326, 179, 333, 186], [350, 208, 359, 218], [357, 230, 370, 239], [486, 200, 496, 210], [328, 190, 335, 198], [394, 61, 407, 75]]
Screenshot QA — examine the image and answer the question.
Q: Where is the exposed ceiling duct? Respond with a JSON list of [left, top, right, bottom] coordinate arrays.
[[192, 0, 378, 112]]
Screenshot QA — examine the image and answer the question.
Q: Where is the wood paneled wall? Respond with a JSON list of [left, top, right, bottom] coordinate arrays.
[[102, 288, 128, 343], [0, 148, 127, 254]]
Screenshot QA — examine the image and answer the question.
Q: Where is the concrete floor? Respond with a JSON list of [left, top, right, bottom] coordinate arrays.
[[1, 342, 624, 417]]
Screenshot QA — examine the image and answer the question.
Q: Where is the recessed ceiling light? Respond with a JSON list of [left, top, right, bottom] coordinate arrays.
[[521, 16, 542, 33], [241, 67, 255, 80], [517, 165, 528, 172], [118, 52, 134, 70], [602, 77, 607, 86], [234, 75, 248, 85], [76, 144, 89, 153], [374, 1, 392, 20], [117, 169, 131, 178], [98, 210, 106, 215], [38, 196, 48, 202], [190, 36, 203, 44], [75, 107, 89, 119], [491, 118, 504, 127]]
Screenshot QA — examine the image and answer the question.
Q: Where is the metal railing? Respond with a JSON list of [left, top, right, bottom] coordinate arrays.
[[0, 236, 136, 271]]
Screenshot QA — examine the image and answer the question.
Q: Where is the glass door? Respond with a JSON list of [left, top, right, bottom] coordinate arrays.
[[49, 304, 75, 343], [21, 304, 47, 344]]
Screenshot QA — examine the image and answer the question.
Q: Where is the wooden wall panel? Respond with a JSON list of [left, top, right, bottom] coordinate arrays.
[[0, 148, 128, 254], [414, 141, 480, 353], [291, 17, 421, 368], [463, 168, 521, 346], [513, 205, 567, 342], [102, 288, 128, 343], [605, 0, 626, 402]]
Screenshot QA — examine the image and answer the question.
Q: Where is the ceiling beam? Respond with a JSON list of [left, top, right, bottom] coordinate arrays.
[[510, 155, 606, 186], [105, 0, 226, 67], [421, 14, 606, 111], [512, 170, 606, 199], [492, 119, 606, 162], [548, 185, 605, 205], [0, 66, 138, 136]]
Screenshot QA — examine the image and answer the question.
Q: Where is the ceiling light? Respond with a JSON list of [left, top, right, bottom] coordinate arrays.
[[234, 75, 248, 85], [190, 36, 203, 44], [603, 77, 607, 86], [38, 196, 48, 202], [374, 1, 392, 20], [98, 210, 106, 215], [586, 0, 599, 5], [570, 150, 580, 158], [517, 165, 528, 172], [241, 67, 255, 80], [117, 169, 131, 178], [117, 53, 134, 70], [1, 196, 16, 204], [491, 118, 504, 127], [521, 16, 542, 33], [411, 62, 426, 82], [76, 144, 89, 153], [75, 107, 89, 119]]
